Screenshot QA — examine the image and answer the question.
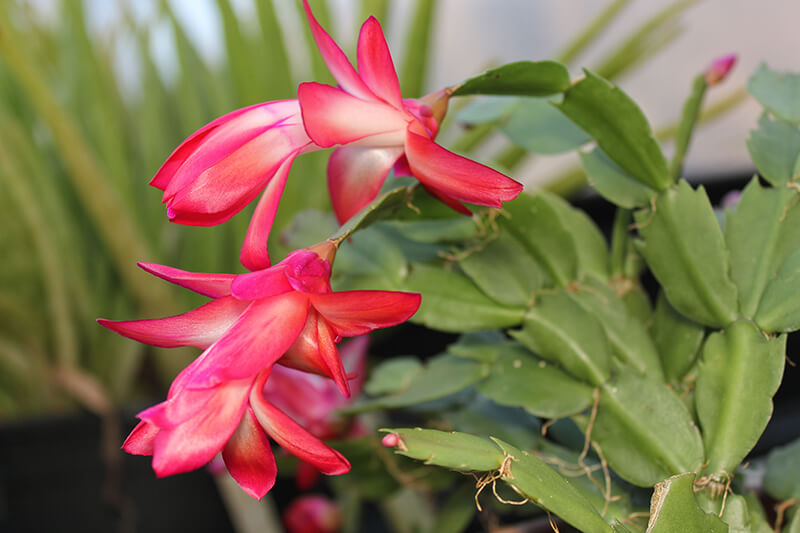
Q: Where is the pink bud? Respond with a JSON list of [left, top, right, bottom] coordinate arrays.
[[283, 495, 342, 533], [381, 433, 400, 447], [705, 54, 737, 85]]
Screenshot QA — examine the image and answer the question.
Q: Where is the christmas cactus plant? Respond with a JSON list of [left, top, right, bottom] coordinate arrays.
[[95, 2, 800, 532]]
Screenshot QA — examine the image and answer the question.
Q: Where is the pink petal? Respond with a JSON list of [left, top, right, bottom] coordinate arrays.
[[301, 0, 377, 102], [230, 265, 293, 301], [222, 407, 277, 499], [422, 184, 473, 216], [137, 262, 235, 298], [328, 146, 403, 224], [310, 290, 421, 336], [122, 420, 159, 456], [393, 154, 413, 177], [251, 372, 350, 475], [166, 123, 311, 226], [298, 82, 408, 148], [282, 249, 332, 294], [240, 152, 298, 271], [357, 17, 402, 109], [279, 309, 350, 397], [151, 379, 252, 477], [186, 292, 310, 387], [404, 129, 523, 207], [339, 336, 369, 397], [151, 103, 264, 191], [97, 295, 248, 349]]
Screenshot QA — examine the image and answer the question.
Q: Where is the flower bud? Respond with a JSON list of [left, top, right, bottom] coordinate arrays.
[[705, 54, 737, 86], [283, 495, 342, 533]]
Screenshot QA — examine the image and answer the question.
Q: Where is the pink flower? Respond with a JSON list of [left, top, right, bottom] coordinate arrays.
[[283, 495, 342, 533], [98, 243, 420, 397], [151, 1, 522, 270], [122, 366, 349, 499]]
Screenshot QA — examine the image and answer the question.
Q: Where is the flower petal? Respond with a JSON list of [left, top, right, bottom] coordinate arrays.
[[357, 17, 402, 109], [166, 122, 311, 226], [280, 309, 350, 397], [240, 151, 298, 271], [137, 262, 235, 298], [122, 420, 159, 456], [97, 295, 248, 349], [251, 371, 350, 475], [186, 292, 310, 387], [222, 407, 277, 500], [328, 146, 403, 224], [301, 0, 376, 102], [422, 184, 472, 216], [230, 265, 292, 301], [310, 290, 421, 337], [298, 82, 408, 148], [151, 379, 252, 477], [404, 129, 523, 207]]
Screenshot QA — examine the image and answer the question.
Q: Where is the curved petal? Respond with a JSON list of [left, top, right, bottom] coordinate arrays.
[[122, 420, 159, 456], [357, 17, 402, 109], [166, 122, 312, 226], [137, 262, 234, 298], [404, 129, 523, 207], [301, 0, 376, 102], [279, 309, 350, 397], [310, 290, 421, 337], [328, 146, 403, 224], [298, 82, 408, 148], [230, 266, 293, 301], [251, 371, 350, 475], [186, 292, 310, 387], [240, 152, 298, 271], [422, 184, 472, 216], [151, 379, 252, 477], [222, 407, 277, 500], [151, 103, 266, 191], [97, 296, 248, 349]]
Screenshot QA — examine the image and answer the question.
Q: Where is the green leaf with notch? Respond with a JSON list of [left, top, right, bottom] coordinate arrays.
[[696, 320, 786, 475], [748, 63, 800, 125], [635, 181, 738, 327], [512, 289, 612, 386], [726, 178, 800, 318], [651, 291, 705, 383], [647, 473, 729, 533], [764, 436, 800, 501], [476, 343, 594, 418], [580, 148, 658, 209], [589, 367, 704, 487], [380, 428, 505, 472], [501, 97, 591, 154], [557, 70, 670, 190], [403, 263, 526, 332], [756, 250, 800, 332], [452, 60, 570, 97], [746, 114, 800, 187], [364, 357, 423, 396]]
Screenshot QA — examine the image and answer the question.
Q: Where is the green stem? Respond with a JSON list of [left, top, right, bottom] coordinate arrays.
[[670, 75, 707, 181]]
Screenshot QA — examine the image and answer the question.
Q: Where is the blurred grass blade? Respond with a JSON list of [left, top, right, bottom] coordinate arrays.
[[255, 0, 294, 98], [400, 0, 436, 97], [556, 0, 633, 65], [360, 0, 389, 23], [216, 0, 265, 106]]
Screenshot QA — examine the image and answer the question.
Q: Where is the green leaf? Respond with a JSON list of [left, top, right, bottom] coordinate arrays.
[[446, 331, 509, 363], [748, 63, 800, 125], [387, 218, 479, 243], [765, 437, 800, 500], [568, 279, 663, 378], [695, 321, 785, 475], [512, 289, 612, 386], [364, 357, 423, 396], [499, 193, 579, 286], [403, 264, 526, 332], [720, 494, 760, 533], [726, 178, 800, 318], [452, 61, 570, 97], [352, 354, 487, 412], [476, 343, 594, 418], [756, 250, 800, 332], [746, 114, 800, 187], [785, 510, 800, 533], [458, 231, 546, 307], [635, 181, 739, 327], [539, 191, 610, 281], [501, 98, 590, 154], [331, 186, 413, 241], [580, 148, 658, 209], [744, 492, 776, 533], [334, 225, 408, 289], [380, 428, 505, 472], [647, 474, 729, 533], [590, 367, 704, 487], [445, 396, 541, 450], [557, 70, 670, 190], [651, 292, 705, 383], [491, 439, 613, 533]]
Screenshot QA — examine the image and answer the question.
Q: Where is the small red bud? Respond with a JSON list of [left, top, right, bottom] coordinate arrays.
[[283, 495, 342, 533], [705, 54, 737, 86], [381, 433, 400, 447]]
